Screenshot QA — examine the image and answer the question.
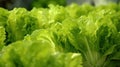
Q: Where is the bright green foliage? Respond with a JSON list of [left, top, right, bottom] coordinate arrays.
[[6, 8, 28, 43], [0, 8, 9, 26], [0, 3, 120, 67], [0, 29, 82, 67], [0, 26, 6, 50], [49, 4, 120, 67], [66, 4, 94, 18], [72, 11, 119, 67], [6, 8, 39, 44]]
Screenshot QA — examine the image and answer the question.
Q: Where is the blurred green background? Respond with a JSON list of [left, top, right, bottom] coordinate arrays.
[[0, 0, 120, 10]]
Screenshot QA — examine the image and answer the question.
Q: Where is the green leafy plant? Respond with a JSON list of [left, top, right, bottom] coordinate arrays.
[[0, 3, 120, 67]]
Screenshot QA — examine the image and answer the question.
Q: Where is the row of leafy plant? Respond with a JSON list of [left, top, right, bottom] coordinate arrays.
[[0, 3, 120, 67]]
